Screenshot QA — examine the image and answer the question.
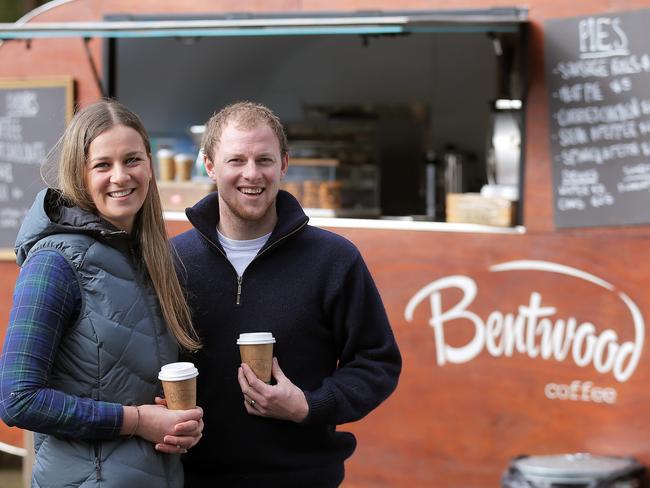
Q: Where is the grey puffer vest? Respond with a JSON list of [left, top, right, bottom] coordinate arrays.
[[16, 189, 182, 487]]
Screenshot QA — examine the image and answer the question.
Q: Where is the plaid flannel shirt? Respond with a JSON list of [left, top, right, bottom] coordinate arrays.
[[0, 250, 122, 439]]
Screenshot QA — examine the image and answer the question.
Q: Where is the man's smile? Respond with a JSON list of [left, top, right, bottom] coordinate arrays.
[[239, 187, 264, 195]]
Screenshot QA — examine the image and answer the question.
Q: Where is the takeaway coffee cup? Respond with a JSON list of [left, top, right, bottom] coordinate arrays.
[[158, 362, 198, 410], [174, 153, 195, 181], [237, 332, 276, 384], [157, 149, 175, 181]]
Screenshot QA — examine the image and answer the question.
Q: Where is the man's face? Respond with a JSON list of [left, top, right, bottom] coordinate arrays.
[[205, 122, 288, 239]]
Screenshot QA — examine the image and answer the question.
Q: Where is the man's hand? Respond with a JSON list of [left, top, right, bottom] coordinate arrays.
[[237, 357, 309, 423]]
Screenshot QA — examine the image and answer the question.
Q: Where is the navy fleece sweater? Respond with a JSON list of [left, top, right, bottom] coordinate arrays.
[[172, 191, 401, 487]]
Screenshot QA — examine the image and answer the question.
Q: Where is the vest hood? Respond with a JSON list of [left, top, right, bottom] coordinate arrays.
[[15, 188, 126, 266]]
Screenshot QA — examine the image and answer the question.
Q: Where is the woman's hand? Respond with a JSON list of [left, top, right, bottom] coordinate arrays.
[[122, 403, 204, 454], [153, 397, 204, 453]]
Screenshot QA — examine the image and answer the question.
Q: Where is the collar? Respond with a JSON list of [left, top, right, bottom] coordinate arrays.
[[185, 190, 309, 251]]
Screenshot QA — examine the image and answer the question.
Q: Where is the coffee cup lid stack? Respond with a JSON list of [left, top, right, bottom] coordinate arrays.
[[156, 148, 175, 158], [237, 332, 276, 345], [158, 362, 199, 381], [174, 153, 195, 162]]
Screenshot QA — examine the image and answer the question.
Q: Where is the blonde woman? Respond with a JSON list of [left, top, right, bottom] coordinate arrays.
[[0, 100, 202, 487]]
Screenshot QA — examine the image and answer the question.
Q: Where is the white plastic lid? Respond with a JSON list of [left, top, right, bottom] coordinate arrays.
[[174, 153, 195, 162], [158, 362, 198, 381], [156, 148, 175, 158], [237, 332, 276, 345]]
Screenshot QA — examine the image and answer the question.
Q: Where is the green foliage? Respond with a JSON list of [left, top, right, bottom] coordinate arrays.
[[0, 0, 49, 23], [0, 0, 23, 22]]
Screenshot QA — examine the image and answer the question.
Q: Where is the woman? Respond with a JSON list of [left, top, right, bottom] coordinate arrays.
[[0, 100, 203, 487]]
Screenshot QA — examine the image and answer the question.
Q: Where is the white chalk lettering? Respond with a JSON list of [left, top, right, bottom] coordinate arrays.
[[6, 91, 39, 117], [589, 121, 638, 141], [0, 163, 12, 183], [560, 143, 640, 166], [0, 140, 45, 164], [579, 17, 629, 59], [557, 82, 603, 103], [0, 117, 22, 141], [555, 98, 641, 127], [610, 54, 650, 75], [558, 198, 586, 210], [555, 59, 609, 80]]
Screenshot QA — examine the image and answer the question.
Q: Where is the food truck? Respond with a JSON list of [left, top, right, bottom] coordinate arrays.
[[1, 0, 650, 486]]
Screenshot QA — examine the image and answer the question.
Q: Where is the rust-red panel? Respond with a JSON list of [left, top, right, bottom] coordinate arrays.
[[165, 220, 650, 486]]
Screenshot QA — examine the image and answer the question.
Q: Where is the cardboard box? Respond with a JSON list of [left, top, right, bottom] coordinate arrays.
[[446, 193, 516, 227], [157, 181, 216, 212]]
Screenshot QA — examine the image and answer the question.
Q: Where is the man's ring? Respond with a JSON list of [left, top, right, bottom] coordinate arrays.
[[249, 399, 256, 407], [176, 444, 181, 449]]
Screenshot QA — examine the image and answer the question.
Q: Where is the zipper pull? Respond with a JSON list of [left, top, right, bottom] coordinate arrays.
[[94, 456, 101, 480], [236, 276, 242, 305]]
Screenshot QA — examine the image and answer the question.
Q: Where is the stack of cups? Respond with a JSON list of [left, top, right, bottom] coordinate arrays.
[[158, 362, 199, 410], [157, 149, 176, 181], [237, 333, 276, 384], [174, 153, 195, 181]]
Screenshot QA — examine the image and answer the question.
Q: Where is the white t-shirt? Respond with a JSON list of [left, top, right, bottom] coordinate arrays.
[[217, 230, 271, 277]]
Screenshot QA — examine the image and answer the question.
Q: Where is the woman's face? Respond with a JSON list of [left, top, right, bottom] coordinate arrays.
[[84, 124, 152, 233]]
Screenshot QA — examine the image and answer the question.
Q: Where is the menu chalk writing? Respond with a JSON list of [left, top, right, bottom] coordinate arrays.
[[0, 78, 73, 258], [545, 10, 650, 228]]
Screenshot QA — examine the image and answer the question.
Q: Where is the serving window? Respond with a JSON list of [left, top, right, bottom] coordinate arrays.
[[106, 9, 528, 227]]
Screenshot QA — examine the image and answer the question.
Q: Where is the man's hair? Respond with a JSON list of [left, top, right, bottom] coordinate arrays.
[[202, 101, 288, 160]]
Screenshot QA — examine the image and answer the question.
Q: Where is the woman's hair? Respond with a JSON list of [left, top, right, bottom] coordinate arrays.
[[53, 99, 200, 351]]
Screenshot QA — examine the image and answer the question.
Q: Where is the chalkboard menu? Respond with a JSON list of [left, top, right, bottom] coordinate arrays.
[[545, 10, 650, 228], [0, 78, 73, 259]]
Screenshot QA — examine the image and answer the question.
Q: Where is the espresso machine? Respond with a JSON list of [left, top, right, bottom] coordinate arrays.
[[484, 100, 521, 201]]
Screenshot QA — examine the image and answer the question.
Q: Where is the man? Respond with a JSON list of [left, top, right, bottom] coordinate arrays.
[[172, 101, 401, 487]]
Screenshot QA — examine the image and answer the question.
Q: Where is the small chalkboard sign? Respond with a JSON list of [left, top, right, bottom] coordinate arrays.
[[0, 78, 73, 260], [545, 10, 650, 228]]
